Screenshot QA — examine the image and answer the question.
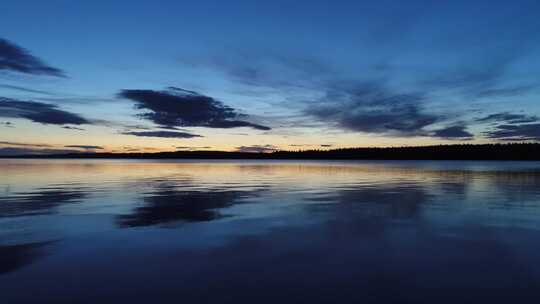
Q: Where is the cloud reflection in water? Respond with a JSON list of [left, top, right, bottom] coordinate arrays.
[[0, 187, 87, 218], [117, 182, 262, 227]]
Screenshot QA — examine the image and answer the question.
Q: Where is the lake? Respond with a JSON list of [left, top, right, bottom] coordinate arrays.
[[2, 159, 540, 303]]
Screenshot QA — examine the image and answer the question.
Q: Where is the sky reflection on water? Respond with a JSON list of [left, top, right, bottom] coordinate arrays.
[[1, 160, 540, 303]]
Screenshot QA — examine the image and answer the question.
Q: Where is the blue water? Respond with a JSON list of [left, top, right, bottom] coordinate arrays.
[[1, 159, 540, 303]]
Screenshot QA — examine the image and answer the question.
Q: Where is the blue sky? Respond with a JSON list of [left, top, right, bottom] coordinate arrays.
[[1, 0, 540, 154]]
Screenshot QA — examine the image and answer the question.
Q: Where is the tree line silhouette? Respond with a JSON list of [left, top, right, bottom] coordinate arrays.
[[4, 143, 540, 160]]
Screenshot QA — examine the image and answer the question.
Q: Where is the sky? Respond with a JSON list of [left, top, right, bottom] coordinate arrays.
[[1, 0, 540, 154]]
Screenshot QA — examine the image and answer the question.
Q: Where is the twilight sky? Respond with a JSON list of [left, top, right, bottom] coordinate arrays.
[[1, 0, 540, 154]]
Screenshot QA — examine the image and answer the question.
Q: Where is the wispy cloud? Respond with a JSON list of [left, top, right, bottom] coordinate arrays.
[[305, 82, 439, 136], [475, 85, 535, 98], [477, 112, 539, 124], [0, 84, 56, 95], [484, 123, 540, 141], [474, 111, 540, 141], [196, 53, 332, 90]]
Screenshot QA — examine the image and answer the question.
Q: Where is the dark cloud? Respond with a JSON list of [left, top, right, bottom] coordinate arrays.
[[119, 146, 160, 152], [202, 120, 269, 130], [0, 147, 81, 156], [0, 97, 89, 125], [320, 144, 333, 147], [305, 83, 439, 136], [0, 141, 82, 155], [477, 112, 539, 124], [0, 141, 51, 147], [235, 144, 278, 153], [122, 130, 203, 138], [118, 87, 270, 130], [176, 146, 212, 150], [289, 144, 313, 147], [1, 121, 13, 127], [432, 125, 474, 140], [484, 123, 540, 141], [62, 126, 85, 131], [0, 38, 64, 77], [122, 124, 153, 130], [64, 145, 104, 150]]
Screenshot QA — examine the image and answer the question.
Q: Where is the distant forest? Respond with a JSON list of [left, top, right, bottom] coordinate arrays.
[[3, 143, 540, 160]]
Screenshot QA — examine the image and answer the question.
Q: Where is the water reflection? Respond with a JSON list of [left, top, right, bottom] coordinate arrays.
[[117, 182, 261, 227], [0, 186, 87, 218], [0, 242, 52, 274], [1, 160, 540, 302], [308, 184, 429, 220]]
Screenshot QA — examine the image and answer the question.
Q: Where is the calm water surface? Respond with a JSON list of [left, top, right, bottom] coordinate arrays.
[[2, 159, 540, 303]]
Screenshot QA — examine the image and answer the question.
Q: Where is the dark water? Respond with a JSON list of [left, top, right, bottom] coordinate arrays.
[[2, 159, 540, 303]]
